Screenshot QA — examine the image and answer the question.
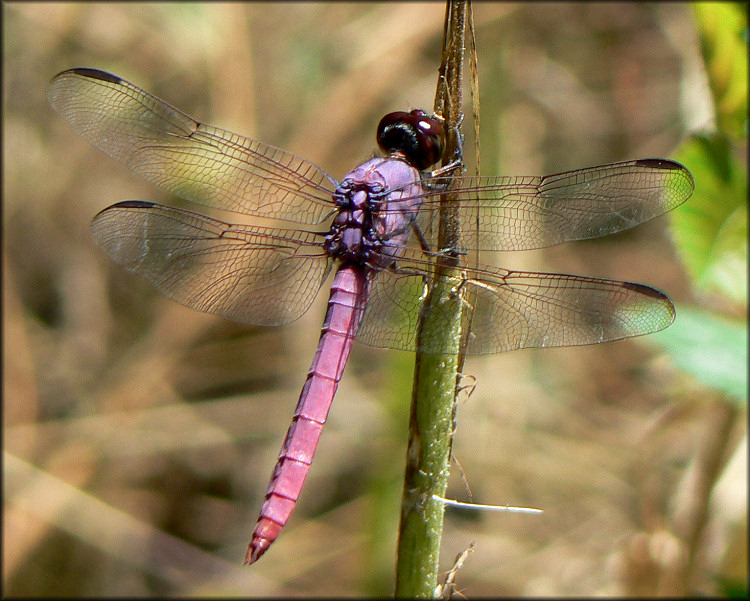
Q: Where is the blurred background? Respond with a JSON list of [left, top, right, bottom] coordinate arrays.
[[4, 2, 746, 597]]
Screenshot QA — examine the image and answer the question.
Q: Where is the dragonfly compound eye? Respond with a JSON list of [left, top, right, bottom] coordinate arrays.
[[376, 110, 444, 170]]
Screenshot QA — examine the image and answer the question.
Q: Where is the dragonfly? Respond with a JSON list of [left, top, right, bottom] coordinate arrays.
[[47, 67, 694, 565]]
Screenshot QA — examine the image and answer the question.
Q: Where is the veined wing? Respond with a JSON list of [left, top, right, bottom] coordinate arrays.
[[356, 249, 675, 354], [48, 68, 338, 224], [90, 201, 331, 325], [409, 159, 694, 251]]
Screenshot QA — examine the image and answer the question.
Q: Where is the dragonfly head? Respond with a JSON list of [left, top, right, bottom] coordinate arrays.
[[376, 109, 444, 171]]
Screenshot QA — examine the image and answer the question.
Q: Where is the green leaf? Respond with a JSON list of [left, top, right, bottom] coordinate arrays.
[[671, 133, 747, 306], [650, 304, 747, 403], [715, 575, 749, 598], [693, 2, 748, 139]]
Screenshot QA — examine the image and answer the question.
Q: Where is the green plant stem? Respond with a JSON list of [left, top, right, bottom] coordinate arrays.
[[394, 285, 464, 597], [394, 0, 468, 596]]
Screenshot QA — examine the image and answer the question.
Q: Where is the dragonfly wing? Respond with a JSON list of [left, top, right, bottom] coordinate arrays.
[[457, 264, 675, 354], [90, 201, 330, 325], [418, 159, 694, 251], [356, 267, 427, 352], [356, 253, 674, 354], [48, 68, 337, 224]]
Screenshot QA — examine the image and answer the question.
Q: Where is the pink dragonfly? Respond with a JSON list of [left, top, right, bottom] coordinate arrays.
[[47, 68, 694, 564]]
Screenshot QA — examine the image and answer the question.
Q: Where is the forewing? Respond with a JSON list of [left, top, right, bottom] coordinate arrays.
[[416, 159, 694, 251], [48, 68, 337, 224], [90, 201, 330, 325]]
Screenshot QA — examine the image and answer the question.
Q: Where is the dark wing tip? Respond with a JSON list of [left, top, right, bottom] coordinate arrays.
[[621, 280, 669, 301], [64, 67, 123, 84], [111, 200, 157, 209], [622, 281, 676, 327], [48, 68, 123, 106], [91, 200, 156, 221], [634, 158, 683, 170], [635, 157, 696, 196]]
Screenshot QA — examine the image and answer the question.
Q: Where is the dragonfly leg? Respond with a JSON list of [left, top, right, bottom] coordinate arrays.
[[449, 113, 465, 164], [429, 157, 463, 179], [409, 219, 433, 253]]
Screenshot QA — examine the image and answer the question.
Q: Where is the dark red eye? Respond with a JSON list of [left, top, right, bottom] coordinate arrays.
[[376, 109, 444, 170]]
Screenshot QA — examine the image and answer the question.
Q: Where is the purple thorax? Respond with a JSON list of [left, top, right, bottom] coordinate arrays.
[[324, 156, 425, 269]]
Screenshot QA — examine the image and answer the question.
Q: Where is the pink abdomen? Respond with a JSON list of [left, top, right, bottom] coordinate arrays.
[[245, 264, 368, 564]]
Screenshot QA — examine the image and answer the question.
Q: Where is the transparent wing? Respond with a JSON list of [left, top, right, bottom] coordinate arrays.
[[409, 158, 694, 251], [90, 201, 331, 325], [356, 250, 675, 354], [48, 68, 338, 224]]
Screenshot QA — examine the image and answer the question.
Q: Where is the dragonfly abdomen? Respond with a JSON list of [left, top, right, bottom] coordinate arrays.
[[245, 265, 368, 564]]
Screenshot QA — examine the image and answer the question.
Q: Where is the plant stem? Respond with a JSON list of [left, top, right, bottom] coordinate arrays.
[[394, 1, 469, 596]]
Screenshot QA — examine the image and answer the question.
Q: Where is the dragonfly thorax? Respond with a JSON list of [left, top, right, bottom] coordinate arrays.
[[324, 157, 425, 268], [324, 182, 386, 265]]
